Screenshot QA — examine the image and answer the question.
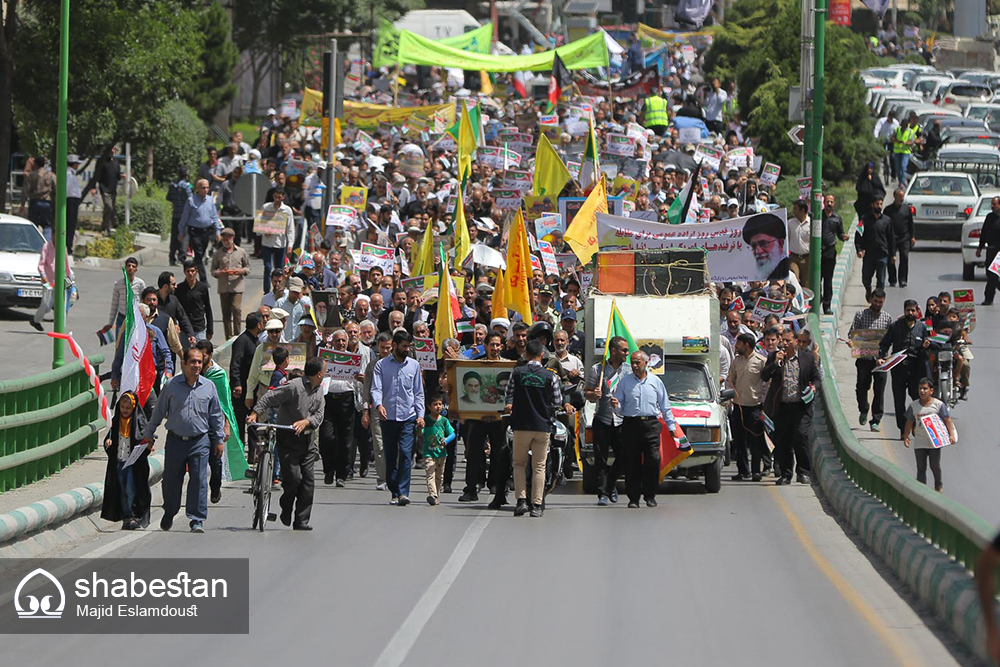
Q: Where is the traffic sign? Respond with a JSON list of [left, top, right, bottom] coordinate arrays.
[[787, 125, 805, 146]]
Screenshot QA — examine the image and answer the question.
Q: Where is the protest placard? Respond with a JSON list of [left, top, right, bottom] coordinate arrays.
[[952, 288, 976, 332], [504, 169, 533, 193], [538, 240, 560, 276], [413, 338, 437, 370], [920, 413, 955, 448], [358, 243, 396, 272], [319, 348, 362, 381], [796, 177, 812, 201], [605, 133, 636, 157], [678, 126, 701, 145], [280, 98, 297, 118], [750, 297, 787, 323], [493, 188, 522, 209], [567, 161, 581, 180], [538, 113, 559, 125], [760, 163, 781, 187], [341, 186, 368, 211], [613, 175, 641, 200], [850, 329, 883, 358], [694, 144, 724, 170], [727, 147, 753, 168], [253, 209, 289, 237], [261, 342, 307, 372], [523, 195, 557, 222], [325, 205, 357, 230], [534, 213, 563, 240], [353, 130, 377, 155]]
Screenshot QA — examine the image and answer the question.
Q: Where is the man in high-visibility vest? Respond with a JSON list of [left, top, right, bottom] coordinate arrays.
[[892, 112, 920, 187], [643, 88, 670, 137]]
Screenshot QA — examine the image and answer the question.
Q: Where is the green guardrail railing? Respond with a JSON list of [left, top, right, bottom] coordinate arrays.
[[810, 313, 994, 571], [0, 355, 105, 492]]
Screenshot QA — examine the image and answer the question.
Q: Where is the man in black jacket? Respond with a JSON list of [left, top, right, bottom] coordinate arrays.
[[856, 196, 896, 302], [762, 329, 821, 485], [156, 271, 195, 346], [230, 312, 263, 459], [884, 188, 915, 288], [878, 300, 930, 437], [821, 194, 848, 314], [175, 260, 214, 341], [976, 196, 1000, 305]]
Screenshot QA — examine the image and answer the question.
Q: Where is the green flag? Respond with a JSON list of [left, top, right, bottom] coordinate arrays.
[[603, 299, 638, 363]]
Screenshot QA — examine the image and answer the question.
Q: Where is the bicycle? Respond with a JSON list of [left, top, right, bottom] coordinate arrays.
[[246, 423, 297, 532]]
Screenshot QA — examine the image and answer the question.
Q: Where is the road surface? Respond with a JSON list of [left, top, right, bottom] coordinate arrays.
[[834, 241, 1000, 525], [0, 470, 974, 666]]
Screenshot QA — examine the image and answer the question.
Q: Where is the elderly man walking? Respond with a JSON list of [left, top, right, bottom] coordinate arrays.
[[178, 178, 223, 283], [611, 351, 677, 508], [142, 347, 226, 533]]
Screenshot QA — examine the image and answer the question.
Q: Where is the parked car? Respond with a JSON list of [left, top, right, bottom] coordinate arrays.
[[903, 171, 980, 241], [931, 144, 1000, 188], [909, 75, 956, 100], [960, 192, 1000, 280], [940, 129, 1000, 148], [0, 214, 45, 309], [937, 82, 994, 111]]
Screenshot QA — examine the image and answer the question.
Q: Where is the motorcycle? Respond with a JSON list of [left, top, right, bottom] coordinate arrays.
[[505, 411, 571, 499], [932, 343, 961, 408]]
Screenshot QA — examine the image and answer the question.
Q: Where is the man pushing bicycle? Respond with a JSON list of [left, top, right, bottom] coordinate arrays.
[[248, 357, 326, 531]]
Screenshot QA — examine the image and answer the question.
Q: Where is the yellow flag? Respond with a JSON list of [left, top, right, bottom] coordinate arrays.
[[532, 133, 571, 197], [492, 268, 508, 321], [413, 218, 435, 276], [504, 209, 534, 325], [299, 87, 324, 125], [453, 182, 471, 270], [563, 174, 608, 265], [434, 243, 457, 356], [480, 71, 494, 96], [458, 100, 477, 178]]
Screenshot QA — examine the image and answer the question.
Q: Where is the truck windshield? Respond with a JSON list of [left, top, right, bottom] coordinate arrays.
[[661, 362, 714, 402]]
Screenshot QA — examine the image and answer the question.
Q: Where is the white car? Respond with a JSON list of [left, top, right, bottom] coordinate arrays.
[[961, 192, 1000, 280], [0, 214, 45, 309], [903, 172, 980, 242]]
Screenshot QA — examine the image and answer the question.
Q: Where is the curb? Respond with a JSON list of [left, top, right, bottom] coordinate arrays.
[[0, 453, 164, 547], [809, 408, 996, 664]]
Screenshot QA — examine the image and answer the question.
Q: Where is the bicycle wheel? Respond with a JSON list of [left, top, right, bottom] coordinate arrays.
[[250, 464, 261, 530], [256, 449, 272, 533]]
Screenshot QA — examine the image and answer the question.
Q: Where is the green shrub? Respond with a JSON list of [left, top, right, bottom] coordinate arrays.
[[85, 224, 135, 259], [152, 99, 207, 185], [115, 190, 171, 238]]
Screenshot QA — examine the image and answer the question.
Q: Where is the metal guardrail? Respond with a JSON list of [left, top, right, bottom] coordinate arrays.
[[0, 355, 105, 492], [810, 312, 994, 571]]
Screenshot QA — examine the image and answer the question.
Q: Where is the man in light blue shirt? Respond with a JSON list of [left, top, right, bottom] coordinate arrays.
[[611, 351, 676, 508], [178, 178, 223, 282], [371, 329, 425, 506], [143, 347, 226, 533]]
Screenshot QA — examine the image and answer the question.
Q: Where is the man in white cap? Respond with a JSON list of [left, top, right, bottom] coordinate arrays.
[[724, 198, 740, 220], [265, 108, 281, 131], [275, 276, 311, 342]]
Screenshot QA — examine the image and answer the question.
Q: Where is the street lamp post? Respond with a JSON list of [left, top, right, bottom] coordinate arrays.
[[53, 0, 70, 368], [809, 0, 826, 314]]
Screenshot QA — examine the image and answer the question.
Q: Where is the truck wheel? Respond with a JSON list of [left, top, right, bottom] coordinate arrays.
[[581, 460, 598, 494], [963, 263, 975, 281], [703, 459, 722, 494]]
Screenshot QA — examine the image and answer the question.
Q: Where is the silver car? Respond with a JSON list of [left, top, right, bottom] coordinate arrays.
[[0, 214, 45, 308], [903, 172, 980, 242]]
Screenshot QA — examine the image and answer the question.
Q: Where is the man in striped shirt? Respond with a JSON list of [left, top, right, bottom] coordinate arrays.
[[848, 288, 893, 432], [105, 256, 146, 338]]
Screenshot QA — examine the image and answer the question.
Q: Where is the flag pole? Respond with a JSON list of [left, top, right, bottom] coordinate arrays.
[[597, 298, 616, 390], [52, 0, 70, 368]]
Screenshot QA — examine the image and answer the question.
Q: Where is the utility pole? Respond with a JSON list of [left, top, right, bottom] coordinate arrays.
[[799, 1, 814, 177], [53, 0, 70, 368], [809, 0, 826, 313], [324, 39, 339, 217]]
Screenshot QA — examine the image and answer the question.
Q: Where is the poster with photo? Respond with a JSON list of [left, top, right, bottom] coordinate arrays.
[[447, 360, 517, 420]]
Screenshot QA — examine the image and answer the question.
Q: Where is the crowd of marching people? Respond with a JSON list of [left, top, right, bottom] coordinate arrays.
[[85, 31, 860, 532]]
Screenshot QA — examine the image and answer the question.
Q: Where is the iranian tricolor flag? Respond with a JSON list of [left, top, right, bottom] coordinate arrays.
[[578, 118, 601, 192], [512, 71, 528, 99], [120, 268, 156, 406]]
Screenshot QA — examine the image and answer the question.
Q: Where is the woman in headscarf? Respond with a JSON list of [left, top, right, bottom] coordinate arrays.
[[100, 391, 152, 530], [855, 162, 886, 218]]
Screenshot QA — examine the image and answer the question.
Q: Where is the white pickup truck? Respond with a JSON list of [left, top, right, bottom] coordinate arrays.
[[581, 294, 731, 494]]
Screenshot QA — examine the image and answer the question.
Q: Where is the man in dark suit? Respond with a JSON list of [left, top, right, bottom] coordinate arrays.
[[762, 328, 821, 485], [878, 299, 930, 437], [976, 196, 1000, 305], [821, 194, 848, 314], [230, 312, 263, 461], [856, 196, 896, 302], [884, 188, 915, 288]]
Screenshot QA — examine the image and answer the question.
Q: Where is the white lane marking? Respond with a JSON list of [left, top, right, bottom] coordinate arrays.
[[373, 512, 495, 667]]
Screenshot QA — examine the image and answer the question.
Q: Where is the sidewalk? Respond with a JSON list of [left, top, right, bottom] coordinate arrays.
[[829, 258, 908, 471], [0, 235, 266, 518]]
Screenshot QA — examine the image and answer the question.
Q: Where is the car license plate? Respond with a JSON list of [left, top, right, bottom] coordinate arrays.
[[17, 289, 43, 298], [924, 207, 955, 217]]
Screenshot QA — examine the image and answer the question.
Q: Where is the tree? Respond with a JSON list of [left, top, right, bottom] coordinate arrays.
[[184, 1, 239, 123], [152, 100, 207, 184], [12, 0, 202, 161], [704, 0, 881, 185], [0, 1, 18, 209]]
